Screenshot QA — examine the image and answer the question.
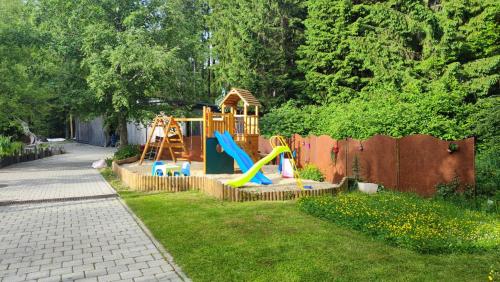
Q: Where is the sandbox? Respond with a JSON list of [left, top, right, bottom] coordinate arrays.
[[122, 160, 338, 193]]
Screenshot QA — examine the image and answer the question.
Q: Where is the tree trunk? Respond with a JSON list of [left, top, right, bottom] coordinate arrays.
[[118, 116, 128, 147]]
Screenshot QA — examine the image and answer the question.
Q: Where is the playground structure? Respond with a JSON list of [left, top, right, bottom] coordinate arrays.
[[201, 88, 262, 171], [138, 88, 303, 189]]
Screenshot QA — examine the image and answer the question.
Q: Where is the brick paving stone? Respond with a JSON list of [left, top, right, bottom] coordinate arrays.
[[120, 270, 142, 280], [97, 273, 122, 282], [0, 143, 187, 282], [0, 144, 116, 202]]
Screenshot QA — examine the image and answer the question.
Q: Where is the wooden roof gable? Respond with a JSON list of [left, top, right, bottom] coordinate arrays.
[[219, 88, 262, 107]]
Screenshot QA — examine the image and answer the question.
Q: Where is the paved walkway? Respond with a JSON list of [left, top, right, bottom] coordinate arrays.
[[0, 144, 116, 204], [0, 143, 187, 282]]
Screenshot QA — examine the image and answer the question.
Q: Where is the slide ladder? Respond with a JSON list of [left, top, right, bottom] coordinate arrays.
[[270, 136, 304, 190]]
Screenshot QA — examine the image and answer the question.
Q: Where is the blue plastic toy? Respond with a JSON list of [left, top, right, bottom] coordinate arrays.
[[181, 162, 191, 176], [151, 161, 165, 176], [278, 153, 284, 174]]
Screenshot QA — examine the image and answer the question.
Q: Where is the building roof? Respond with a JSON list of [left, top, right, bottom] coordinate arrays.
[[219, 88, 261, 107]]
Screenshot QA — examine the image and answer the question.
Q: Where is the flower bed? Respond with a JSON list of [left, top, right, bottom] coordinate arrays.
[[298, 192, 500, 253]]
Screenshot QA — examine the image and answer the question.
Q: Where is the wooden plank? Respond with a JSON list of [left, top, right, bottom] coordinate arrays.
[[140, 119, 159, 164], [175, 118, 203, 122]]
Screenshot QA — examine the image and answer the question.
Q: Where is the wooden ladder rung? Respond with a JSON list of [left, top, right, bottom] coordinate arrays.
[[166, 143, 185, 148]]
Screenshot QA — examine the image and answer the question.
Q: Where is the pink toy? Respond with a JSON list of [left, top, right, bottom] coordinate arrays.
[[282, 158, 294, 178]]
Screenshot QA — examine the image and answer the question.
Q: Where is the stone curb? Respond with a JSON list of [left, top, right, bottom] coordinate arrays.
[[0, 193, 118, 206]]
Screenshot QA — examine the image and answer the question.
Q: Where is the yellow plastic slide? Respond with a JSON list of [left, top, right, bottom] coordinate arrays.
[[226, 146, 289, 188]]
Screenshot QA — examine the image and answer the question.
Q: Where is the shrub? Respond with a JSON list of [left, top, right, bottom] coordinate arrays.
[[349, 154, 364, 190], [0, 135, 23, 157], [435, 173, 498, 214], [105, 158, 113, 167], [476, 148, 499, 199], [0, 120, 24, 141], [298, 192, 500, 253], [435, 175, 470, 199], [298, 164, 325, 182], [260, 101, 318, 137], [113, 145, 140, 161]]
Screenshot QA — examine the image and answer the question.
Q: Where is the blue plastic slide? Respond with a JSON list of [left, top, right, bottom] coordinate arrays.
[[214, 131, 272, 185]]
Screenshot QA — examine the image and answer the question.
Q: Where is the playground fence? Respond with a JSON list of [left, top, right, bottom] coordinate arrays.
[[112, 157, 346, 202], [259, 134, 475, 197]]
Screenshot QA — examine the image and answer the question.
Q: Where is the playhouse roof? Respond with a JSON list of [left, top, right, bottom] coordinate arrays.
[[219, 88, 261, 108]]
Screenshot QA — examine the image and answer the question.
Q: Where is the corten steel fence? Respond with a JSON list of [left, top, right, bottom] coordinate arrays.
[[259, 134, 475, 197]]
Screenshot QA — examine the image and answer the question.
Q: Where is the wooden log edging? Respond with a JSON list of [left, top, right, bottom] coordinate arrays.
[[114, 155, 140, 165], [0, 147, 64, 169], [112, 162, 345, 202]]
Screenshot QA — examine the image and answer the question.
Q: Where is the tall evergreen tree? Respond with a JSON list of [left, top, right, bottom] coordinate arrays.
[[207, 0, 306, 108], [298, 0, 499, 104]]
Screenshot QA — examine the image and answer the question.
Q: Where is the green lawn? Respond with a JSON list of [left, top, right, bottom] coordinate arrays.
[[100, 168, 498, 281], [116, 190, 498, 282]]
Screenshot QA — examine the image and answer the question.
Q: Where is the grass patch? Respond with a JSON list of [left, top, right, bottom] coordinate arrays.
[[100, 167, 129, 191], [299, 192, 500, 254], [101, 168, 499, 281]]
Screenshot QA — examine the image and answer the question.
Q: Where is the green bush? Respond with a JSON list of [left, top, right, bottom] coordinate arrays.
[[298, 192, 500, 254], [435, 175, 474, 200], [434, 176, 491, 213], [0, 135, 23, 157], [476, 149, 499, 198], [113, 145, 140, 161], [262, 92, 472, 141], [105, 157, 113, 167], [260, 101, 318, 138], [298, 164, 325, 182], [0, 120, 24, 141]]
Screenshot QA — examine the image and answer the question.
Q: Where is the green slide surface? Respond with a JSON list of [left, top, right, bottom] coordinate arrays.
[[226, 146, 289, 188]]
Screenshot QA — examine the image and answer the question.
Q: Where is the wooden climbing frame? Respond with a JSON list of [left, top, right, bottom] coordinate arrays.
[[139, 114, 188, 164]]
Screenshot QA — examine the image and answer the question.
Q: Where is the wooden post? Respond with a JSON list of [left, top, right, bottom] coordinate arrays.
[[139, 118, 159, 164], [155, 121, 169, 162], [69, 114, 74, 139], [203, 107, 207, 174], [243, 104, 248, 137], [255, 106, 259, 135], [229, 111, 234, 135]]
